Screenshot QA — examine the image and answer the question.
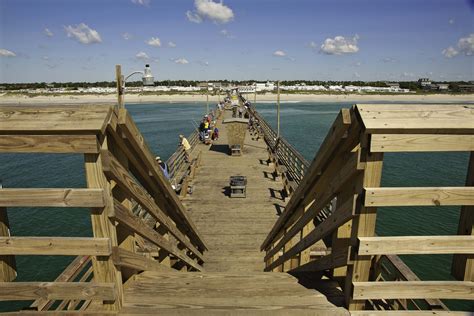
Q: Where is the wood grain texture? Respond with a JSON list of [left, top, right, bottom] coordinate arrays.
[[370, 134, 474, 152], [358, 236, 474, 255], [0, 206, 16, 282], [355, 104, 474, 134], [352, 281, 474, 300], [0, 282, 115, 301], [0, 237, 111, 256], [364, 187, 474, 207], [111, 247, 176, 273], [350, 311, 472, 316], [0, 105, 113, 133], [0, 188, 105, 207], [0, 135, 99, 153]]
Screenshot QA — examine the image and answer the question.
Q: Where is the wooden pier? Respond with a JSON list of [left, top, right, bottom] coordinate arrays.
[[0, 98, 473, 315]]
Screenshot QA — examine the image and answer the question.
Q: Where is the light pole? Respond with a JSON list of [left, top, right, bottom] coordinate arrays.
[[116, 64, 155, 108], [277, 81, 280, 138]]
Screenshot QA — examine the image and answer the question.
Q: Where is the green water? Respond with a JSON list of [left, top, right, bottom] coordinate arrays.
[[0, 102, 472, 312]]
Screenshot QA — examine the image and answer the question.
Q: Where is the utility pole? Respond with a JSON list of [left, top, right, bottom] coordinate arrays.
[[277, 81, 280, 138], [115, 65, 124, 109]]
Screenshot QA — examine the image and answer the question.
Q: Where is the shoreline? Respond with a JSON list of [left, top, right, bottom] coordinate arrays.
[[0, 93, 472, 105]]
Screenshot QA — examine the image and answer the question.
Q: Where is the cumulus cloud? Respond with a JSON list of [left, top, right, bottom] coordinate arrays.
[[64, 23, 102, 45], [186, 10, 203, 23], [273, 50, 286, 57], [168, 41, 176, 48], [122, 32, 132, 40], [320, 35, 359, 55], [174, 58, 189, 64], [136, 51, 150, 60], [402, 72, 415, 78], [131, 0, 150, 6], [0, 49, 16, 57], [353, 72, 361, 78], [442, 33, 474, 58], [449, 18, 455, 24], [381, 57, 397, 63], [220, 29, 235, 39], [187, 0, 234, 24], [44, 28, 53, 37], [146, 37, 161, 47], [308, 41, 317, 49], [197, 60, 210, 66], [442, 46, 459, 58]]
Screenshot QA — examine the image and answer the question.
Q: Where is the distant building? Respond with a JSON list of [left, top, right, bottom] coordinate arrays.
[[458, 84, 474, 92], [437, 84, 449, 91], [418, 78, 431, 88]]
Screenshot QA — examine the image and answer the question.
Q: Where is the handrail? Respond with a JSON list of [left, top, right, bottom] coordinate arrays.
[[0, 105, 207, 312], [259, 103, 474, 312]]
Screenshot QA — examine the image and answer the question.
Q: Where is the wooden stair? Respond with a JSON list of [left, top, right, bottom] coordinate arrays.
[[119, 271, 349, 315]]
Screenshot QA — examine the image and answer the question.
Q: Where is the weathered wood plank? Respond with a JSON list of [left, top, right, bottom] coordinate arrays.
[[290, 246, 350, 273], [0, 188, 105, 207], [371, 134, 474, 152], [110, 201, 204, 271], [0, 203, 16, 282], [365, 187, 474, 207], [355, 104, 474, 134], [350, 312, 472, 315], [353, 281, 474, 300], [358, 236, 474, 255], [0, 282, 115, 301], [0, 237, 111, 256], [111, 247, 176, 273], [100, 149, 204, 262], [0, 105, 113, 133], [0, 134, 100, 153]]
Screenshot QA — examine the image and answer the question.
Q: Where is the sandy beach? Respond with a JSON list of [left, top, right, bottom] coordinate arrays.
[[0, 92, 472, 105]]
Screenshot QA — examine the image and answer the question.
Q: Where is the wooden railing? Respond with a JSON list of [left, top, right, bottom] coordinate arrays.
[[260, 104, 474, 312], [241, 95, 309, 196], [0, 105, 207, 312]]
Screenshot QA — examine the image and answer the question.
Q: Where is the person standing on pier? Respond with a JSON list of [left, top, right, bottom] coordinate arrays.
[[179, 134, 191, 162]]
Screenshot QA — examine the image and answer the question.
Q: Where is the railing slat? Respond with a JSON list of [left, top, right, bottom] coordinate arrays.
[[371, 134, 474, 152], [0, 134, 99, 154]]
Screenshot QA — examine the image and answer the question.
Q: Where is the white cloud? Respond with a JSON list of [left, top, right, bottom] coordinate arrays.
[[187, 0, 234, 24], [220, 29, 235, 39], [442, 33, 474, 58], [197, 60, 209, 66], [174, 58, 189, 64], [320, 34, 359, 55], [44, 28, 53, 37], [186, 10, 203, 23], [381, 57, 397, 63], [449, 18, 455, 25], [64, 23, 102, 45], [168, 41, 176, 48], [146, 37, 161, 47], [353, 72, 361, 78], [122, 32, 132, 40], [442, 46, 459, 58], [131, 0, 150, 6], [136, 51, 150, 60], [0, 49, 16, 57], [457, 33, 474, 56], [308, 41, 317, 49], [402, 72, 415, 78], [273, 50, 286, 57], [355, 61, 362, 66], [42, 56, 49, 60]]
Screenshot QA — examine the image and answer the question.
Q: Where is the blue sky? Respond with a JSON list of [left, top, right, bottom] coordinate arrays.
[[0, 0, 473, 83]]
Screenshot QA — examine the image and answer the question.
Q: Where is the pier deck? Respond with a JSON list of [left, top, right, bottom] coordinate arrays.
[[182, 110, 285, 272]]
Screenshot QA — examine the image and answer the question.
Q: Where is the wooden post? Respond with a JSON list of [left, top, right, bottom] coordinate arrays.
[[0, 183, 16, 282], [116, 65, 124, 109], [84, 145, 123, 310], [452, 151, 474, 281], [277, 81, 280, 138], [344, 147, 384, 310]]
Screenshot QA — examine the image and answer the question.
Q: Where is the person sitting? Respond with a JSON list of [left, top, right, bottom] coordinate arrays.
[[155, 156, 170, 180]]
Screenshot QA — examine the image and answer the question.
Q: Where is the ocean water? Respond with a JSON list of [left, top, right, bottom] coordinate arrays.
[[0, 102, 472, 312]]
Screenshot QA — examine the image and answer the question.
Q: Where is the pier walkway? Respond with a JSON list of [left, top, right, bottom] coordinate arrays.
[[182, 110, 284, 272]]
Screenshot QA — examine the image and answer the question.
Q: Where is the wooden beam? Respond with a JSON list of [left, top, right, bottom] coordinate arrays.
[[365, 187, 474, 207], [100, 150, 204, 262], [0, 203, 16, 282], [358, 236, 474, 255], [290, 246, 350, 273], [0, 105, 113, 134], [452, 151, 474, 281], [370, 134, 474, 153], [110, 202, 204, 271], [261, 108, 353, 251], [0, 134, 100, 153], [350, 311, 472, 315], [353, 281, 474, 300], [355, 104, 474, 134], [0, 282, 115, 301], [0, 188, 105, 208], [117, 109, 207, 252], [111, 247, 176, 273], [0, 237, 111, 256]]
